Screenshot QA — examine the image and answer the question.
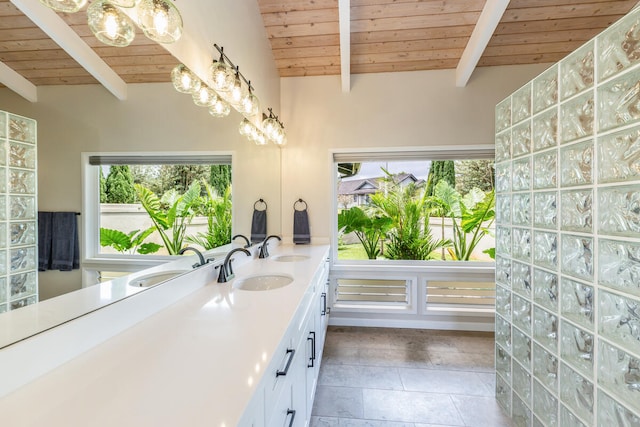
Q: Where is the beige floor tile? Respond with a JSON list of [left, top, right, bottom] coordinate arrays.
[[319, 364, 404, 390], [312, 386, 363, 418], [362, 389, 464, 425]]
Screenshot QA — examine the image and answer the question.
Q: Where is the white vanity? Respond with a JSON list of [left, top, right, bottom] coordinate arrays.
[[0, 244, 330, 426]]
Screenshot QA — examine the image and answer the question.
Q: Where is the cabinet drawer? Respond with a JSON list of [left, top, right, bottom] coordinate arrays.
[[267, 383, 294, 427]]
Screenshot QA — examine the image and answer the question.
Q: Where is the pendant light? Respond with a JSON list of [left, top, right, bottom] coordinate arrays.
[[226, 70, 246, 107], [209, 96, 231, 118], [192, 86, 216, 108], [87, 0, 136, 48], [171, 64, 201, 94], [40, 0, 87, 13], [109, 0, 135, 6], [210, 56, 235, 93], [240, 87, 260, 117], [238, 119, 254, 137], [137, 0, 182, 44]]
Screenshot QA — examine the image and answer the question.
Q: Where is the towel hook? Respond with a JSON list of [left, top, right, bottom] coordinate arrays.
[[253, 198, 267, 211], [294, 198, 308, 211]]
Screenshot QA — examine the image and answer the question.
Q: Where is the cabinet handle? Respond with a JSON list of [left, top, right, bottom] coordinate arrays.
[[286, 409, 296, 427], [276, 348, 295, 377], [321, 292, 327, 316], [307, 331, 316, 368]]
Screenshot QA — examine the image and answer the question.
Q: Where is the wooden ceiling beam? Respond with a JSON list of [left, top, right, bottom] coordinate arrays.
[[10, 0, 127, 100], [456, 0, 510, 87], [0, 60, 36, 101], [339, 0, 350, 92]]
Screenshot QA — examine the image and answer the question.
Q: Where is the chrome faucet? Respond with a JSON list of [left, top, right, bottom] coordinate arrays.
[[258, 235, 281, 259], [232, 234, 251, 248], [217, 247, 251, 283], [179, 247, 210, 268]]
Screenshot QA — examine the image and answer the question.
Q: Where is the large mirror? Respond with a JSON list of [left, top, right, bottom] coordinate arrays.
[[0, 82, 283, 348]]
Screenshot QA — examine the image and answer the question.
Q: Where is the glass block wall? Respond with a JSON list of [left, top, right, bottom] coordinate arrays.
[[0, 111, 38, 314], [495, 7, 640, 427]]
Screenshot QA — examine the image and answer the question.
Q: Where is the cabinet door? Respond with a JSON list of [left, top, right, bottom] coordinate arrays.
[[267, 383, 294, 427], [304, 311, 317, 417]]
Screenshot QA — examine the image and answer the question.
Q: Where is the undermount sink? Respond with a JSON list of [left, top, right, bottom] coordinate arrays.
[[271, 254, 310, 262], [128, 270, 189, 287], [233, 274, 294, 291]]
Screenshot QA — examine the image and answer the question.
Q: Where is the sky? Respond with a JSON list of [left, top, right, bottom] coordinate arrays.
[[344, 161, 431, 180]]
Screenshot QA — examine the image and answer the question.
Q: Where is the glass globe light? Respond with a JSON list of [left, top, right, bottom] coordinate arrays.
[[209, 59, 235, 93], [137, 0, 182, 44], [109, 0, 136, 6], [192, 86, 216, 107], [239, 119, 254, 137], [171, 64, 201, 94], [227, 74, 246, 108], [251, 129, 267, 146], [40, 0, 87, 13], [240, 90, 260, 116], [209, 96, 231, 118], [262, 116, 278, 140], [87, 0, 135, 47], [273, 127, 287, 146]]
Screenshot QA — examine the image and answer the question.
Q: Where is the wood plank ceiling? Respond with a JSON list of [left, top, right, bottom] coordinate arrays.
[[258, 0, 640, 77], [0, 0, 639, 90]]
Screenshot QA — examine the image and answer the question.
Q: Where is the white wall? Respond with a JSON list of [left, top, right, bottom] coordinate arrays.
[[279, 64, 551, 242]]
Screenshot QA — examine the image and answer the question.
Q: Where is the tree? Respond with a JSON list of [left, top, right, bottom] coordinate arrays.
[[425, 160, 455, 196], [105, 165, 135, 203], [209, 164, 232, 197], [166, 165, 210, 194], [455, 160, 495, 195], [99, 167, 107, 203]]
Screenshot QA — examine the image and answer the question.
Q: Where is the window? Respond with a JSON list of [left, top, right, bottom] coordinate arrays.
[[334, 148, 495, 263], [83, 153, 232, 262]]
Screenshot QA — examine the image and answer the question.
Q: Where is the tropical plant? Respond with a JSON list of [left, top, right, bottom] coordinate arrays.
[[337, 206, 392, 259], [425, 160, 455, 196], [105, 165, 136, 203], [187, 181, 232, 250], [99, 167, 107, 203], [431, 180, 495, 261], [371, 171, 450, 260], [209, 164, 232, 198], [135, 181, 201, 255], [99, 227, 161, 254]]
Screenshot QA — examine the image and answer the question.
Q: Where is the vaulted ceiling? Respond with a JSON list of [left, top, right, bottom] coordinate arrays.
[[0, 0, 638, 101]]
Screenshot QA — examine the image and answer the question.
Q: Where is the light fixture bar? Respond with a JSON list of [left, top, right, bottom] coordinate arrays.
[[213, 44, 254, 93]]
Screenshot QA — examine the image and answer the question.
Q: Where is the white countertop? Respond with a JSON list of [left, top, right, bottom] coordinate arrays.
[[0, 244, 329, 426]]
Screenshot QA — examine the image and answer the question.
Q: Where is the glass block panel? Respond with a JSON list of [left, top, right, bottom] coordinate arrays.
[[496, 97, 512, 133], [10, 221, 35, 246], [8, 114, 35, 143], [560, 405, 587, 427], [9, 271, 36, 300], [560, 190, 593, 233], [496, 255, 512, 287], [496, 284, 512, 319], [514, 360, 532, 402], [0, 112, 6, 138], [533, 231, 558, 270], [560, 277, 594, 330], [512, 193, 531, 226], [533, 268, 558, 312], [598, 10, 640, 81], [496, 130, 511, 162], [0, 196, 6, 220], [598, 185, 640, 237], [496, 227, 511, 257], [10, 295, 36, 310], [513, 295, 532, 332], [9, 196, 35, 220], [598, 340, 640, 411], [496, 313, 512, 351], [514, 327, 532, 373], [533, 192, 557, 229], [599, 290, 640, 356], [560, 363, 594, 424], [0, 222, 6, 248], [533, 380, 558, 427], [0, 251, 6, 276], [513, 82, 532, 124], [0, 278, 5, 303], [10, 247, 35, 273], [513, 393, 532, 427], [512, 261, 531, 297], [560, 321, 594, 379], [533, 65, 558, 114], [512, 228, 532, 262], [0, 169, 6, 193], [532, 107, 558, 152], [560, 42, 594, 100], [533, 343, 558, 392], [496, 162, 511, 193], [513, 121, 532, 158], [9, 169, 35, 194], [512, 158, 531, 191], [597, 124, 640, 184], [561, 235, 593, 281], [560, 92, 594, 143], [598, 238, 640, 297], [496, 194, 511, 225], [533, 150, 557, 189], [0, 141, 6, 166], [496, 373, 512, 413], [533, 306, 558, 354], [560, 140, 593, 187], [598, 68, 640, 132], [597, 390, 640, 427], [9, 142, 36, 169], [496, 342, 512, 382]]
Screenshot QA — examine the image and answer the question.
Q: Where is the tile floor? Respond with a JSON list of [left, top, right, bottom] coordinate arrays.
[[311, 326, 514, 427]]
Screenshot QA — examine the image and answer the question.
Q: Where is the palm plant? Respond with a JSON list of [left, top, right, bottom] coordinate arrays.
[[99, 227, 161, 254], [187, 181, 232, 250], [337, 206, 392, 259], [135, 181, 201, 255]]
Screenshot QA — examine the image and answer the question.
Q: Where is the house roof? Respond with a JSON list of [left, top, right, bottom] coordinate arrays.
[[338, 173, 424, 195]]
